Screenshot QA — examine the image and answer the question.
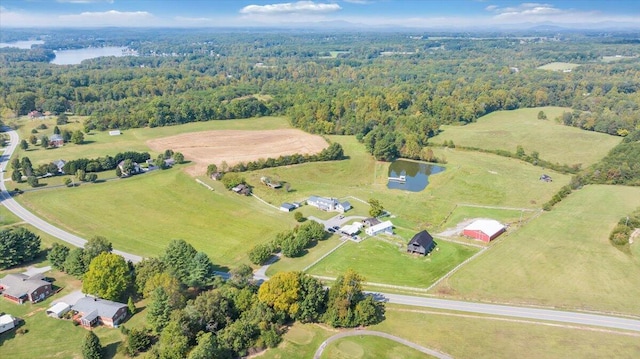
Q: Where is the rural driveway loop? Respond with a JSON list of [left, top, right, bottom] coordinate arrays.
[[313, 330, 452, 359]]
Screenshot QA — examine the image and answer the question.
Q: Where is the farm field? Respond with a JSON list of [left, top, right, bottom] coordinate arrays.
[[438, 205, 538, 233], [536, 62, 581, 71], [307, 238, 479, 288], [438, 185, 640, 315], [433, 107, 621, 167], [260, 307, 640, 359], [147, 128, 329, 176], [320, 336, 434, 359], [9, 115, 291, 168], [16, 169, 297, 267]]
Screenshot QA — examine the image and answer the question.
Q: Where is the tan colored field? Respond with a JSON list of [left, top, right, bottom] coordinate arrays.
[[146, 129, 329, 175]]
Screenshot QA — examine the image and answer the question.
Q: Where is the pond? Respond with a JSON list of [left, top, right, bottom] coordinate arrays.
[[387, 159, 445, 192], [50, 46, 135, 65], [0, 40, 45, 49]]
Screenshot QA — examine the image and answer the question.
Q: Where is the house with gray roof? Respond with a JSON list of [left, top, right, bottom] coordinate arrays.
[[72, 296, 128, 328], [0, 273, 52, 304], [307, 196, 351, 213]]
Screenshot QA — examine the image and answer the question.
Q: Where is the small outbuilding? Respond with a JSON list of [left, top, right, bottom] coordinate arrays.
[[280, 203, 296, 212], [49, 134, 64, 147], [109, 130, 122, 136], [340, 222, 363, 236], [46, 302, 71, 318], [0, 314, 17, 334], [407, 230, 436, 255], [463, 219, 505, 242]]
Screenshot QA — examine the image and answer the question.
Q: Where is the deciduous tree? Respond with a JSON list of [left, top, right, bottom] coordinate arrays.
[[83, 252, 131, 301]]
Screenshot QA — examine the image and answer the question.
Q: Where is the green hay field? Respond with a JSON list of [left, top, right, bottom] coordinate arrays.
[[307, 239, 478, 288], [433, 107, 621, 167], [16, 169, 297, 267], [439, 185, 640, 315], [537, 62, 581, 71]]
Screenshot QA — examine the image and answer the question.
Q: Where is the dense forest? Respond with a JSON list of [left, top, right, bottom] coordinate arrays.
[[1, 29, 639, 163]]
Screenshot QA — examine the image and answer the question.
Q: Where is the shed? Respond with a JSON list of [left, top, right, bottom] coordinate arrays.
[[463, 219, 505, 242], [0, 314, 16, 334], [407, 230, 436, 255], [280, 203, 296, 212], [109, 130, 122, 136], [340, 222, 363, 235], [49, 134, 64, 147], [46, 302, 71, 318]]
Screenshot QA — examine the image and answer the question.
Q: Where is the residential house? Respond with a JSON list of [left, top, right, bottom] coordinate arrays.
[[463, 219, 506, 243], [49, 134, 64, 147], [53, 159, 66, 174], [307, 196, 351, 213], [117, 160, 142, 177], [0, 273, 53, 304], [363, 218, 381, 227], [72, 296, 128, 328], [232, 184, 251, 196], [406, 230, 436, 255], [28, 110, 43, 119], [0, 314, 17, 334], [365, 220, 393, 236]]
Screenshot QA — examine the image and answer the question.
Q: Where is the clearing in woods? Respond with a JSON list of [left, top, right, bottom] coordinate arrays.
[[146, 129, 329, 176]]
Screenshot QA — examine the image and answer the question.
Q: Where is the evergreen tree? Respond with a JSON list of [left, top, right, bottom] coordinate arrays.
[[82, 331, 103, 359], [47, 243, 70, 271], [0, 227, 41, 269], [147, 287, 172, 333]]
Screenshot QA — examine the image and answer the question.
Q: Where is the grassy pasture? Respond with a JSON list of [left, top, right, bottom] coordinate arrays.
[[307, 239, 478, 288], [10, 115, 290, 167], [439, 185, 640, 315], [537, 62, 581, 71], [438, 205, 537, 232], [433, 107, 621, 167], [266, 236, 343, 276], [16, 169, 297, 267]]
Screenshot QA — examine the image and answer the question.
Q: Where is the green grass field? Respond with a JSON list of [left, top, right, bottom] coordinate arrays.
[[307, 239, 478, 288], [537, 62, 581, 71], [261, 307, 640, 359], [16, 169, 298, 267], [433, 107, 621, 167], [438, 205, 537, 232], [266, 236, 343, 276], [439, 185, 640, 315], [10, 115, 290, 167], [321, 336, 434, 359]]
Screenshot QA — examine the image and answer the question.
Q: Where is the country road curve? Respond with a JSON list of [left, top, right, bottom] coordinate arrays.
[[0, 126, 142, 263], [313, 330, 452, 359]]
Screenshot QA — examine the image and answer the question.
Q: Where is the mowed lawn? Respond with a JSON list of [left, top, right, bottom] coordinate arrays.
[[537, 62, 582, 71], [307, 239, 478, 288], [261, 307, 640, 359], [16, 169, 297, 267], [433, 107, 621, 167], [11, 115, 290, 168], [321, 336, 435, 359], [439, 185, 640, 315]]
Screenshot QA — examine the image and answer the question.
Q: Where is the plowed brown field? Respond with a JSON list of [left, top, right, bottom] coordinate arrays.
[[146, 129, 329, 176]]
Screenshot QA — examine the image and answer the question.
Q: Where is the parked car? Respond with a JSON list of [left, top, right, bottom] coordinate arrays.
[[327, 228, 335, 233]]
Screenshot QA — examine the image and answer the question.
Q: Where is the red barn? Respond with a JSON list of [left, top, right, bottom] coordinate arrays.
[[463, 219, 505, 243]]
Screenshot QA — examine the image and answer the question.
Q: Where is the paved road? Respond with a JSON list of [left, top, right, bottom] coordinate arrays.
[[313, 330, 452, 359], [373, 293, 640, 333], [2, 127, 640, 333], [0, 127, 142, 263]]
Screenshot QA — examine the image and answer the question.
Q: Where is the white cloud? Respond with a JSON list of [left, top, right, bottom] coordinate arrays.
[[343, 0, 373, 4], [58, 10, 156, 26], [240, 1, 341, 15], [485, 5, 498, 11]]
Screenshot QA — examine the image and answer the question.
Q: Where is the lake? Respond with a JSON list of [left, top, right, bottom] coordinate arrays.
[[387, 159, 446, 192], [0, 40, 45, 49], [51, 47, 135, 65]]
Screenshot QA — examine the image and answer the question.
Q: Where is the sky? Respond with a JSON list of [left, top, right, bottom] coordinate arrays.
[[0, 0, 638, 29]]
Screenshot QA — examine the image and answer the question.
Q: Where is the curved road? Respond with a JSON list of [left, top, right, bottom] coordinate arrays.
[[0, 127, 141, 263], [313, 330, 452, 359], [2, 127, 640, 333]]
